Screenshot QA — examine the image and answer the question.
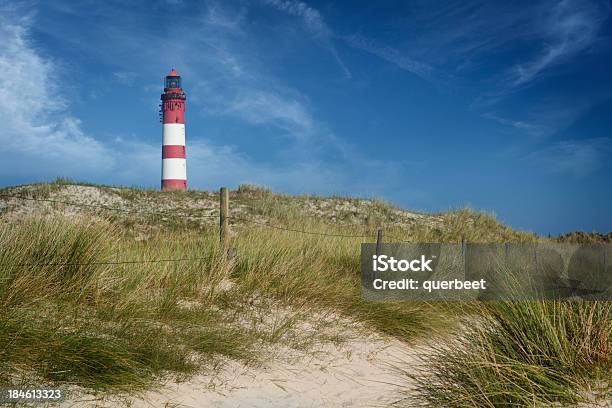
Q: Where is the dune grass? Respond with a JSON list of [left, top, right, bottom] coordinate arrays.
[[0, 217, 257, 391], [406, 300, 611, 407], [0, 213, 454, 393], [1, 184, 608, 407]]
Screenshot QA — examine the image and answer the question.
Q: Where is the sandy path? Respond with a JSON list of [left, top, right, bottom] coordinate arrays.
[[62, 333, 419, 408]]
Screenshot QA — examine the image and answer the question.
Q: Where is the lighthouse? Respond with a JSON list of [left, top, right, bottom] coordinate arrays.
[[160, 68, 187, 191]]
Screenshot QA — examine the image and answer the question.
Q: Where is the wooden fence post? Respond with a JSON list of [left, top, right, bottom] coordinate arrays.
[[376, 229, 384, 256], [220, 187, 229, 251]]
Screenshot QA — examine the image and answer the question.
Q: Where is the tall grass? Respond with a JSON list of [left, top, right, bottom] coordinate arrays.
[[0, 217, 253, 391], [408, 300, 611, 407], [0, 215, 454, 392], [231, 221, 448, 339], [3, 185, 604, 405]]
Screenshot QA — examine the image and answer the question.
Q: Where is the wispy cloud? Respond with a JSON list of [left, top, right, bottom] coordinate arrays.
[[0, 2, 401, 196], [340, 0, 610, 141], [194, 78, 314, 137], [227, 90, 313, 135], [204, 2, 247, 31], [191, 4, 317, 137], [375, 0, 609, 90], [0, 11, 326, 189], [508, 0, 609, 86], [481, 94, 601, 140], [113, 71, 138, 85], [261, 0, 352, 78], [525, 138, 612, 178], [345, 34, 436, 83], [452, 0, 609, 145], [68, 1, 318, 141], [483, 113, 551, 138], [262, 0, 332, 38], [0, 9, 112, 178]]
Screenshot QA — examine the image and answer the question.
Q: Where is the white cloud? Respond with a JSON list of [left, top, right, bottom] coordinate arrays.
[[194, 75, 314, 137], [0, 10, 112, 178], [525, 138, 612, 178], [483, 114, 547, 136], [369, 0, 608, 90], [509, 0, 608, 86], [346, 34, 436, 83], [340, 0, 609, 141], [0, 4, 396, 197], [481, 95, 600, 140], [261, 0, 352, 78], [113, 71, 138, 85], [185, 140, 348, 193], [227, 89, 313, 135], [263, 0, 332, 38], [204, 2, 247, 31]]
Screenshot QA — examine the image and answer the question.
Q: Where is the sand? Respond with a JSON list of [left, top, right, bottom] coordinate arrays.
[[60, 333, 419, 408]]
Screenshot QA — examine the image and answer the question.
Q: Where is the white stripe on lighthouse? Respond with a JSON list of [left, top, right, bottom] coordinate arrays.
[[162, 123, 185, 146], [162, 158, 187, 180]]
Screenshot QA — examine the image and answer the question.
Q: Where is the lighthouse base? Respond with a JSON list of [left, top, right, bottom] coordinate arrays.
[[162, 179, 186, 191]]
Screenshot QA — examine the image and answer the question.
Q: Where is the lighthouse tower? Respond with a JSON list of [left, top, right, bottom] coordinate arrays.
[[160, 68, 187, 191]]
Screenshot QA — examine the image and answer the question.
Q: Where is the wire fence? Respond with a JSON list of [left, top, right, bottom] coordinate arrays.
[[0, 189, 411, 268], [230, 215, 370, 239], [11, 257, 211, 268]]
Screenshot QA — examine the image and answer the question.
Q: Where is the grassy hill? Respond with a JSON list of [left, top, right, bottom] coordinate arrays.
[[0, 180, 609, 407], [0, 178, 536, 243]]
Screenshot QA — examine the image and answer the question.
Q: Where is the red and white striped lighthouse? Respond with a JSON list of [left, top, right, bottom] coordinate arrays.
[[160, 68, 187, 191]]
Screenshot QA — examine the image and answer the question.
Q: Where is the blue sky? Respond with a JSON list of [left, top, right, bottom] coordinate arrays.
[[0, 0, 611, 235]]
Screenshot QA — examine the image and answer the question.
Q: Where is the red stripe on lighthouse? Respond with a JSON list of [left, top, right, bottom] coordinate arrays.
[[162, 145, 186, 159], [162, 179, 187, 190], [162, 109, 185, 124]]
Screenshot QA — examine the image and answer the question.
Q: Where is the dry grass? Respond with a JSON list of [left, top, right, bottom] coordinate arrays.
[[404, 300, 611, 407], [0, 212, 454, 393], [0, 217, 255, 391], [0, 180, 537, 242], [1, 181, 608, 407]]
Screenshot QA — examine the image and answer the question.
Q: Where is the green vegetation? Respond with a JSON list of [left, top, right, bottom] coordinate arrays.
[[0, 213, 452, 392], [0, 182, 609, 406], [408, 300, 611, 407], [0, 217, 254, 391]]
